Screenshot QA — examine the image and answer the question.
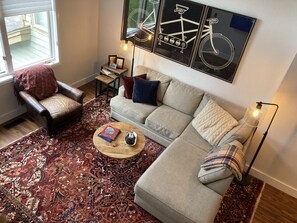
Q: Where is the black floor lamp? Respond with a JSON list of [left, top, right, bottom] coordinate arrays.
[[124, 38, 136, 76], [238, 101, 279, 186], [123, 30, 152, 77]]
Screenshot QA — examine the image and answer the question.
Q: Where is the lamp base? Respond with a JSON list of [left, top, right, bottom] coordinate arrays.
[[235, 174, 251, 186]]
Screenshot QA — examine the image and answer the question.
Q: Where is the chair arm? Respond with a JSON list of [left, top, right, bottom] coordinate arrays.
[[19, 91, 50, 116], [57, 81, 85, 103]]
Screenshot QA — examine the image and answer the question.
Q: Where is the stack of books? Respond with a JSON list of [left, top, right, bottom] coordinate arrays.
[[98, 125, 121, 142]]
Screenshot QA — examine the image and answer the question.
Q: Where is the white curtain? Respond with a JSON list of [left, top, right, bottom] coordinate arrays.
[[0, 0, 53, 17]]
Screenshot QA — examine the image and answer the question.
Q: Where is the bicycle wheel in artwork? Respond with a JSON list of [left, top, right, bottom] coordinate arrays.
[[122, 0, 162, 51], [191, 7, 256, 83]]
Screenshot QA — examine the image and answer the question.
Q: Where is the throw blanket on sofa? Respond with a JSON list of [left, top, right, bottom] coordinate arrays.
[[13, 64, 58, 101], [201, 142, 245, 180]]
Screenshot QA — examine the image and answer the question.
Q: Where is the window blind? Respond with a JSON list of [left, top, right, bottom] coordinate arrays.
[[0, 0, 54, 17]]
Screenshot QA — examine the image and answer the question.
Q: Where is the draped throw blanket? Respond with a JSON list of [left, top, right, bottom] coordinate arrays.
[[201, 142, 245, 180], [13, 64, 58, 101]]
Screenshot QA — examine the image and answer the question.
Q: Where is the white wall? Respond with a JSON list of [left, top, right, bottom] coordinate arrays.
[[250, 54, 297, 198], [53, 0, 99, 84], [0, 0, 99, 124], [98, 0, 297, 197], [98, 1, 124, 66]]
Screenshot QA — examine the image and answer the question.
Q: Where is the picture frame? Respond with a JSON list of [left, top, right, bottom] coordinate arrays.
[[121, 0, 162, 52], [108, 55, 117, 65], [191, 7, 256, 83], [116, 57, 125, 69], [109, 63, 117, 69], [154, 0, 205, 66]]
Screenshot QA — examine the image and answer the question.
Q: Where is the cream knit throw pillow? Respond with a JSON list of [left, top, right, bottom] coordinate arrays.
[[192, 99, 238, 145]]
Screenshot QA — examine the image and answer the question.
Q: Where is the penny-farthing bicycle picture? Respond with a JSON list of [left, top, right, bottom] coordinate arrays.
[[154, 0, 205, 65]]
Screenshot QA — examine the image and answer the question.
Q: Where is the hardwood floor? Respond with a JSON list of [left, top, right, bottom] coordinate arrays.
[[253, 184, 297, 223], [1, 80, 297, 223], [0, 116, 39, 148]]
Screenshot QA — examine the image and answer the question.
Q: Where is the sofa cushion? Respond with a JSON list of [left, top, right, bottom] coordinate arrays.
[[134, 138, 222, 223], [206, 176, 233, 196], [145, 105, 192, 140], [198, 167, 232, 185], [110, 95, 157, 124], [194, 93, 245, 121], [132, 78, 159, 106], [192, 99, 238, 145], [198, 141, 244, 187], [180, 123, 212, 153], [134, 65, 171, 102], [121, 74, 146, 99], [163, 79, 204, 116], [218, 118, 255, 146]]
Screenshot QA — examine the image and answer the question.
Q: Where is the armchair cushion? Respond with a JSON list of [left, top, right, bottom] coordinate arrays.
[[14, 64, 58, 100], [39, 94, 82, 120]]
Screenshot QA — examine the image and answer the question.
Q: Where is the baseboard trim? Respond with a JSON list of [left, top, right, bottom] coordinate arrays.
[[0, 106, 26, 125], [71, 73, 97, 88], [250, 167, 297, 199]]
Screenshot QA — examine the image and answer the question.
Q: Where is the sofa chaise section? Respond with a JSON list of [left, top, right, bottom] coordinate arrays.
[[134, 138, 222, 223]]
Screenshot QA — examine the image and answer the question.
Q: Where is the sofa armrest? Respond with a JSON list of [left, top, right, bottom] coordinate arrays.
[[57, 81, 85, 103], [118, 85, 125, 97], [19, 91, 50, 116]]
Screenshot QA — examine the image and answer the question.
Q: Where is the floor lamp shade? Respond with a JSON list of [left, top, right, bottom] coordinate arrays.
[[238, 101, 279, 186]]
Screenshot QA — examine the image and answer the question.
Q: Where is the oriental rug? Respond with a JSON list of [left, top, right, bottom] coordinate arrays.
[[0, 96, 263, 223]]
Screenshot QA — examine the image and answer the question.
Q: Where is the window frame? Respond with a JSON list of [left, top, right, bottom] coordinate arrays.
[[32, 12, 49, 33], [0, 8, 58, 79]]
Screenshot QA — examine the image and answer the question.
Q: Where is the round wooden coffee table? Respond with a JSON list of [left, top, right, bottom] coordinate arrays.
[[93, 122, 146, 159]]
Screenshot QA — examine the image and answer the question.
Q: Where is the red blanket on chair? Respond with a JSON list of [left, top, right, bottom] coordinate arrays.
[[13, 64, 58, 100]]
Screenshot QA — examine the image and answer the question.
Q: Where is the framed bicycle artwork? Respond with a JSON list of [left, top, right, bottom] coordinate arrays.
[[121, 0, 162, 51], [191, 7, 256, 83], [120, 0, 257, 83], [154, 0, 205, 66]]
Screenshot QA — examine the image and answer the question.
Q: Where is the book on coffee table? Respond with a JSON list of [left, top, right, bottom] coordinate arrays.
[[98, 125, 121, 142]]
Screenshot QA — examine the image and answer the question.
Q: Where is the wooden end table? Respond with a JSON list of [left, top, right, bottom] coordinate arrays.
[[93, 122, 145, 159], [95, 63, 128, 101]]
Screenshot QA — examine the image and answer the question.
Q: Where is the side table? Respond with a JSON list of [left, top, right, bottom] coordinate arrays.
[[95, 63, 128, 101]]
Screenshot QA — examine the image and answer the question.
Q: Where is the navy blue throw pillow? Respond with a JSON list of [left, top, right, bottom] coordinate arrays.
[[132, 77, 160, 106]]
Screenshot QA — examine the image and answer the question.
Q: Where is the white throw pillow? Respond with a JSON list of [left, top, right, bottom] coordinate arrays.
[[192, 99, 238, 145]]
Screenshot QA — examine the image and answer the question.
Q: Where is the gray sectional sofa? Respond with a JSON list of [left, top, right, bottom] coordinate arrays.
[[110, 66, 252, 223]]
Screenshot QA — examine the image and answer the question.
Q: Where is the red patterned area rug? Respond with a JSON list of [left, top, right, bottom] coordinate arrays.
[[0, 96, 263, 223]]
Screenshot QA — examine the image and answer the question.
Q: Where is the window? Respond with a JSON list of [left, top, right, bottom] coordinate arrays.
[[0, 0, 58, 78]]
